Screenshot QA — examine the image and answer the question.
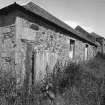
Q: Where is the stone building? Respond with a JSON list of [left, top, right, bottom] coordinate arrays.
[[75, 26, 95, 42], [91, 32, 105, 54], [75, 26, 105, 54], [0, 2, 97, 85]]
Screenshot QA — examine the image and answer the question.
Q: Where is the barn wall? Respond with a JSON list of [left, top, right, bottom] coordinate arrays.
[[0, 9, 97, 86], [15, 16, 70, 82], [0, 25, 16, 75], [15, 10, 96, 83], [88, 44, 95, 60], [0, 11, 16, 78], [75, 40, 85, 62]]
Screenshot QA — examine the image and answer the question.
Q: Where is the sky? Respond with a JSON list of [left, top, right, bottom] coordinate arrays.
[[0, 0, 105, 37]]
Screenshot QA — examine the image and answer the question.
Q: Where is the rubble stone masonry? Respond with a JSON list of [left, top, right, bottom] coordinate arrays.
[[0, 10, 97, 86], [0, 25, 16, 77], [15, 11, 96, 83]]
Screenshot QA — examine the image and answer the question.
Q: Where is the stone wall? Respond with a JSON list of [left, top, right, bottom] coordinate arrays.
[[15, 16, 70, 82], [75, 40, 85, 62], [15, 10, 97, 83], [0, 9, 97, 85], [0, 25, 16, 76], [0, 8, 97, 87], [0, 10, 18, 84], [88, 44, 95, 60]]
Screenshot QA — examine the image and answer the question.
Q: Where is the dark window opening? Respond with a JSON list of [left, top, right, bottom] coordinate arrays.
[[85, 44, 88, 60], [69, 39, 75, 59]]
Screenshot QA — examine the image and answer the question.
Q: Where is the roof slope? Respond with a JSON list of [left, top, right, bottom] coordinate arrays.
[[91, 32, 103, 39], [23, 2, 78, 36], [0, 2, 97, 46], [75, 25, 95, 42], [23, 2, 97, 46], [91, 32, 104, 45]]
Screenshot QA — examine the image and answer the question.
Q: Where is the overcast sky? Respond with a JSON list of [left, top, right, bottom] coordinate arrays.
[[0, 0, 105, 37]]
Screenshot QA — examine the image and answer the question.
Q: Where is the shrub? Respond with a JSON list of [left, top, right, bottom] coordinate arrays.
[[0, 69, 17, 105], [0, 52, 105, 105], [41, 60, 82, 94], [40, 58, 105, 105]]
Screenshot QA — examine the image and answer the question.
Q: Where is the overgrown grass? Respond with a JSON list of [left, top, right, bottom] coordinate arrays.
[[40, 53, 105, 105], [0, 53, 105, 105]]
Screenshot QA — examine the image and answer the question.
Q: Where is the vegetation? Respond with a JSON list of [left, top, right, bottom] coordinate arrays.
[[0, 53, 105, 105]]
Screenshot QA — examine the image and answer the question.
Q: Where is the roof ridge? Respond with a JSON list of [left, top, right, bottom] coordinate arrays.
[[0, 2, 97, 46], [23, 2, 78, 33]]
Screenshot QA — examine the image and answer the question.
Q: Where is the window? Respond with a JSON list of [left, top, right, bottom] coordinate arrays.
[[85, 44, 88, 60], [69, 39, 75, 59]]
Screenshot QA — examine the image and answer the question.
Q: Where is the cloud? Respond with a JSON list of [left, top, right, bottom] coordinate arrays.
[[64, 20, 79, 29], [80, 25, 94, 33], [17, 0, 32, 5], [0, 0, 29, 8], [64, 20, 94, 33]]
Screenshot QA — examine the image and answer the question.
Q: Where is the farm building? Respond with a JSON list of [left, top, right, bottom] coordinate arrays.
[[90, 32, 105, 54], [75, 25, 105, 54], [0, 2, 98, 86]]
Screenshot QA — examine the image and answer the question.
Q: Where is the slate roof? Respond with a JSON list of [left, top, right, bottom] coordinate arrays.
[[75, 26, 96, 42], [75, 26, 105, 46], [91, 32, 104, 45], [0, 2, 97, 46], [91, 32, 104, 39]]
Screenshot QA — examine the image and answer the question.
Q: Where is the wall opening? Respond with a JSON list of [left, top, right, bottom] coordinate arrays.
[[31, 52, 35, 85], [69, 39, 75, 59], [85, 44, 88, 60]]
